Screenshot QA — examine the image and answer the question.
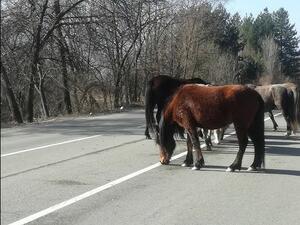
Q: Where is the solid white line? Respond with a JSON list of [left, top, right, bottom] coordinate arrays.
[[8, 113, 282, 225], [8, 162, 162, 225], [1, 135, 102, 158]]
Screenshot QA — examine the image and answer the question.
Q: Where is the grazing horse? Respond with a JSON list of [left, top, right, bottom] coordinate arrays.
[[156, 84, 265, 172], [250, 83, 299, 135], [144, 75, 208, 139]]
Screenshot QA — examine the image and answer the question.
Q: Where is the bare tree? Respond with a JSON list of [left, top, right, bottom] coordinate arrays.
[[261, 35, 281, 82], [1, 62, 23, 123]]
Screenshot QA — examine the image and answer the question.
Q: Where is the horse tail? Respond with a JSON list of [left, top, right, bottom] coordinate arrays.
[[249, 95, 265, 168], [145, 81, 157, 136], [292, 86, 300, 130], [286, 86, 299, 133], [288, 89, 297, 133], [158, 113, 176, 159]]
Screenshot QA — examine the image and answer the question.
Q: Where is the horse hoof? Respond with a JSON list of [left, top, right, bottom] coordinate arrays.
[[226, 167, 233, 172], [247, 166, 257, 171], [248, 166, 265, 172], [160, 159, 170, 165], [191, 166, 200, 170], [214, 140, 220, 145], [181, 163, 188, 167]]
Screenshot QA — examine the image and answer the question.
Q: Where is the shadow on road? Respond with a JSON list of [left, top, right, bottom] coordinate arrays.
[[266, 145, 300, 156], [166, 164, 300, 177], [265, 168, 300, 176]]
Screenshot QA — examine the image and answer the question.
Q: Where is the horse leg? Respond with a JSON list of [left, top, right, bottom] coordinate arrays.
[[156, 107, 162, 125], [281, 106, 292, 136], [144, 126, 151, 139], [182, 134, 193, 167], [284, 117, 292, 136], [213, 129, 221, 144], [220, 125, 229, 140], [269, 110, 278, 131], [248, 127, 265, 171], [178, 126, 186, 139], [226, 125, 248, 172], [207, 129, 213, 150], [187, 130, 205, 170], [203, 129, 212, 151]]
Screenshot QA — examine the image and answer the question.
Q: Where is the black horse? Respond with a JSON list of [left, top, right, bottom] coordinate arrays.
[[145, 75, 208, 139]]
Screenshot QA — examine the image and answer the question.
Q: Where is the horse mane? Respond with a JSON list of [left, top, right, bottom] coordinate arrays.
[[158, 114, 181, 156], [185, 77, 209, 85]]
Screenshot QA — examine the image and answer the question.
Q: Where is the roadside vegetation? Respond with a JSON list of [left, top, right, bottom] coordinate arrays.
[[1, 0, 299, 124]]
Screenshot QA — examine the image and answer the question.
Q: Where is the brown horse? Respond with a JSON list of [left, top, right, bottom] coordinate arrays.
[[156, 84, 265, 172], [145, 75, 208, 139], [250, 83, 299, 135]]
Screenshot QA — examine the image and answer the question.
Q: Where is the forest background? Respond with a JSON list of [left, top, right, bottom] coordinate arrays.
[[1, 0, 299, 124]]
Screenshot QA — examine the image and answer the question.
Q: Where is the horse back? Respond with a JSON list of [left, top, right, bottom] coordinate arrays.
[[164, 84, 262, 129], [148, 75, 207, 106]]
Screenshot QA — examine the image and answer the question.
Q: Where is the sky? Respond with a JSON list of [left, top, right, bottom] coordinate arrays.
[[225, 0, 300, 37]]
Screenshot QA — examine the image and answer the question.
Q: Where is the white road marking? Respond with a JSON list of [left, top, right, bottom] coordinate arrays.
[[264, 113, 282, 121], [1, 135, 102, 158], [7, 113, 282, 225]]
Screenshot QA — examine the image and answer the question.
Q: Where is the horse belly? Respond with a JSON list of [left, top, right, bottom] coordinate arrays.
[[193, 105, 232, 130]]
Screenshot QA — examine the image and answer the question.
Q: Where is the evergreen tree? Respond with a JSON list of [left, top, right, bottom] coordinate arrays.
[[239, 14, 256, 50], [273, 8, 300, 77], [253, 8, 275, 50], [212, 5, 242, 55]]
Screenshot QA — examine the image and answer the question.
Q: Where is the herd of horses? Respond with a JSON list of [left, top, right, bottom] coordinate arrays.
[[144, 75, 300, 172]]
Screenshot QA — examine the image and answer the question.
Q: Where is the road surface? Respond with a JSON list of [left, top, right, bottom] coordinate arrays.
[[1, 110, 300, 225]]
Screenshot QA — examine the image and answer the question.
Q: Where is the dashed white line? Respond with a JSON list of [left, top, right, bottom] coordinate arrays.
[[1, 135, 102, 157]]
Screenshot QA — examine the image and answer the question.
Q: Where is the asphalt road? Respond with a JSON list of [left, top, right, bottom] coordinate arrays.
[[1, 109, 300, 225]]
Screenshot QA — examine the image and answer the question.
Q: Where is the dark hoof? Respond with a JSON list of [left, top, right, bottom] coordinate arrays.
[[247, 166, 265, 172], [145, 136, 152, 140], [248, 162, 265, 171], [182, 158, 193, 167], [182, 160, 193, 167], [160, 159, 170, 165], [285, 131, 291, 136], [226, 163, 241, 172], [192, 158, 205, 170]]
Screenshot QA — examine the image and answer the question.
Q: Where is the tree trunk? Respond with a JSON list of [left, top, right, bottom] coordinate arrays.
[[54, 0, 72, 114], [114, 75, 121, 108], [1, 62, 23, 123], [27, 64, 36, 122], [36, 65, 49, 118], [39, 82, 49, 118], [113, 86, 121, 108]]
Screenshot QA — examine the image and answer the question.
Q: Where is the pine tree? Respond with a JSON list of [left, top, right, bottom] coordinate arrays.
[[273, 8, 300, 77], [240, 14, 256, 50], [253, 8, 275, 49]]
